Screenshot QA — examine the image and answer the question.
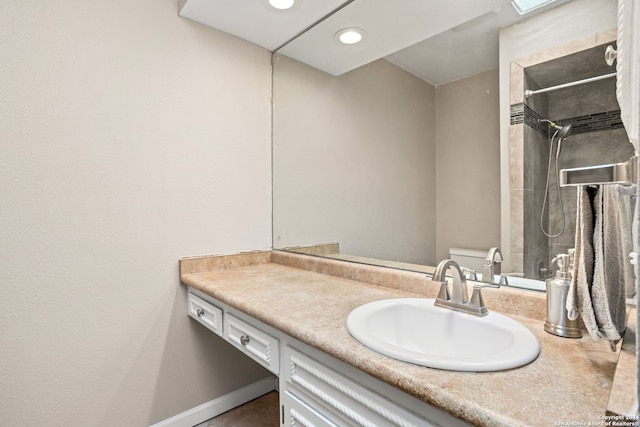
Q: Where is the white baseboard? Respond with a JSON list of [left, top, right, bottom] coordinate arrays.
[[150, 376, 278, 427]]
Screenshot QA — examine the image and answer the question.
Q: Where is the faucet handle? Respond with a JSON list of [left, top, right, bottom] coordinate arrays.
[[469, 275, 505, 314], [469, 285, 489, 316]]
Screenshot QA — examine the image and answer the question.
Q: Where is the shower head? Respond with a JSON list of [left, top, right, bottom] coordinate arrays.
[[539, 118, 573, 139], [553, 123, 573, 139], [538, 119, 574, 160], [552, 123, 573, 160]]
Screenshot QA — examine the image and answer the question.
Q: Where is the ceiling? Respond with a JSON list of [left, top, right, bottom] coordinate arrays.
[[179, 0, 571, 86], [178, 0, 351, 51]]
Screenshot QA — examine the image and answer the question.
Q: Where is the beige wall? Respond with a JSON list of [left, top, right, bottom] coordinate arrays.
[[272, 56, 502, 266], [435, 70, 501, 261], [0, 1, 272, 425], [273, 55, 437, 265]]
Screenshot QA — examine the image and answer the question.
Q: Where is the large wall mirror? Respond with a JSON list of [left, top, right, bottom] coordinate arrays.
[[272, 0, 636, 294]]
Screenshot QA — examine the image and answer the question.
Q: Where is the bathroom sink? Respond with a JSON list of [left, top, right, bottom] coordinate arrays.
[[346, 298, 540, 372]]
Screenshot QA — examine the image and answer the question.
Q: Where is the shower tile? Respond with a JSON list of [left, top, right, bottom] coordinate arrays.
[[510, 252, 524, 275], [523, 74, 549, 116], [546, 185, 576, 248], [510, 189, 525, 254], [510, 103, 524, 125], [570, 112, 623, 135], [524, 104, 548, 135], [510, 125, 524, 190], [525, 242, 547, 279], [559, 131, 613, 169], [523, 189, 536, 239], [531, 130, 550, 194], [548, 80, 618, 119], [524, 185, 551, 279], [514, 34, 597, 68], [522, 127, 534, 191], [596, 29, 617, 46], [562, 186, 578, 243], [533, 189, 549, 241], [533, 187, 547, 228], [523, 189, 535, 277], [510, 62, 524, 105], [611, 129, 636, 163]]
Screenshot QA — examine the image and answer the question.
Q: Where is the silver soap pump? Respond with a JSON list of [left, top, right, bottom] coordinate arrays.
[[544, 254, 582, 338]]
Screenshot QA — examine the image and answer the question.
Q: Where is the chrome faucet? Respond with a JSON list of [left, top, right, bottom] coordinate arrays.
[[433, 259, 492, 317], [483, 247, 504, 284]]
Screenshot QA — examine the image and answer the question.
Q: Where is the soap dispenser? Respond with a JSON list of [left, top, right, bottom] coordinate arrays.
[[544, 254, 582, 338]]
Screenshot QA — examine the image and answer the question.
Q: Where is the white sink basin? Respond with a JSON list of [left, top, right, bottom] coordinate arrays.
[[346, 298, 540, 372]]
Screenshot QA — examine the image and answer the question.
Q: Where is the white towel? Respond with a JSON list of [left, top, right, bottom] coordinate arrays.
[[567, 185, 627, 350]]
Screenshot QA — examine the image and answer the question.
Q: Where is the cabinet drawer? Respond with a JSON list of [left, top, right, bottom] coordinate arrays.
[[283, 391, 339, 427], [284, 346, 429, 427], [188, 292, 223, 336], [225, 313, 280, 374]]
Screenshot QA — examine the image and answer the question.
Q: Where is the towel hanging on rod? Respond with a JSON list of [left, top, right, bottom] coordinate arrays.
[[525, 72, 616, 98], [559, 155, 638, 187]]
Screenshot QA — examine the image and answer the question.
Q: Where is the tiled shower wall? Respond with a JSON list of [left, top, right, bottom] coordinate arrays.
[[511, 76, 635, 278]]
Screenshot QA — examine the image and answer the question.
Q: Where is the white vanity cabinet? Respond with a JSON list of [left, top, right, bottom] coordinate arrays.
[[281, 346, 436, 427], [187, 290, 280, 374], [186, 287, 469, 427], [225, 313, 280, 375], [187, 292, 223, 336], [282, 391, 339, 427]]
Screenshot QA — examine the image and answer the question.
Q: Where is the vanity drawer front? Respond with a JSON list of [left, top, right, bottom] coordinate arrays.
[[284, 346, 429, 427], [225, 313, 280, 374], [187, 292, 223, 336], [283, 391, 339, 427]]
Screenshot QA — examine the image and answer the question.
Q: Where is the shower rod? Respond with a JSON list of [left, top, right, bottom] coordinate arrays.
[[525, 72, 616, 98]]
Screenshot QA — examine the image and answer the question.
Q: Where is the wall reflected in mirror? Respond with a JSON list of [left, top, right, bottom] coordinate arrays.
[[272, 54, 500, 273], [272, 54, 437, 267]]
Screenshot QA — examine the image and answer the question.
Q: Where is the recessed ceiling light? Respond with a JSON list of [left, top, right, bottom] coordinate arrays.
[[511, 0, 557, 15], [269, 0, 295, 10], [334, 28, 366, 45]]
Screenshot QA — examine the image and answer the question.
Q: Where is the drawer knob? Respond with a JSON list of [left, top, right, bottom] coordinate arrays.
[[196, 308, 205, 318], [240, 335, 251, 346]]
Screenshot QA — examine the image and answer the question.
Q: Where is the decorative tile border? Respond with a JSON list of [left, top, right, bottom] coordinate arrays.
[[561, 110, 624, 134], [525, 104, 547, 135], [510, 102, 623, 136], [510, 103, 524, 125], [509, 103, 548, 136]]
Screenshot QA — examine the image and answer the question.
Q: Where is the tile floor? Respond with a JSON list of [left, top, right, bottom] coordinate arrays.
[[196, 392, 280, 427]]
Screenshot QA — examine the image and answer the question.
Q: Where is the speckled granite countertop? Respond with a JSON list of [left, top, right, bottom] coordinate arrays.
[[180, 250, 634, 427]]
